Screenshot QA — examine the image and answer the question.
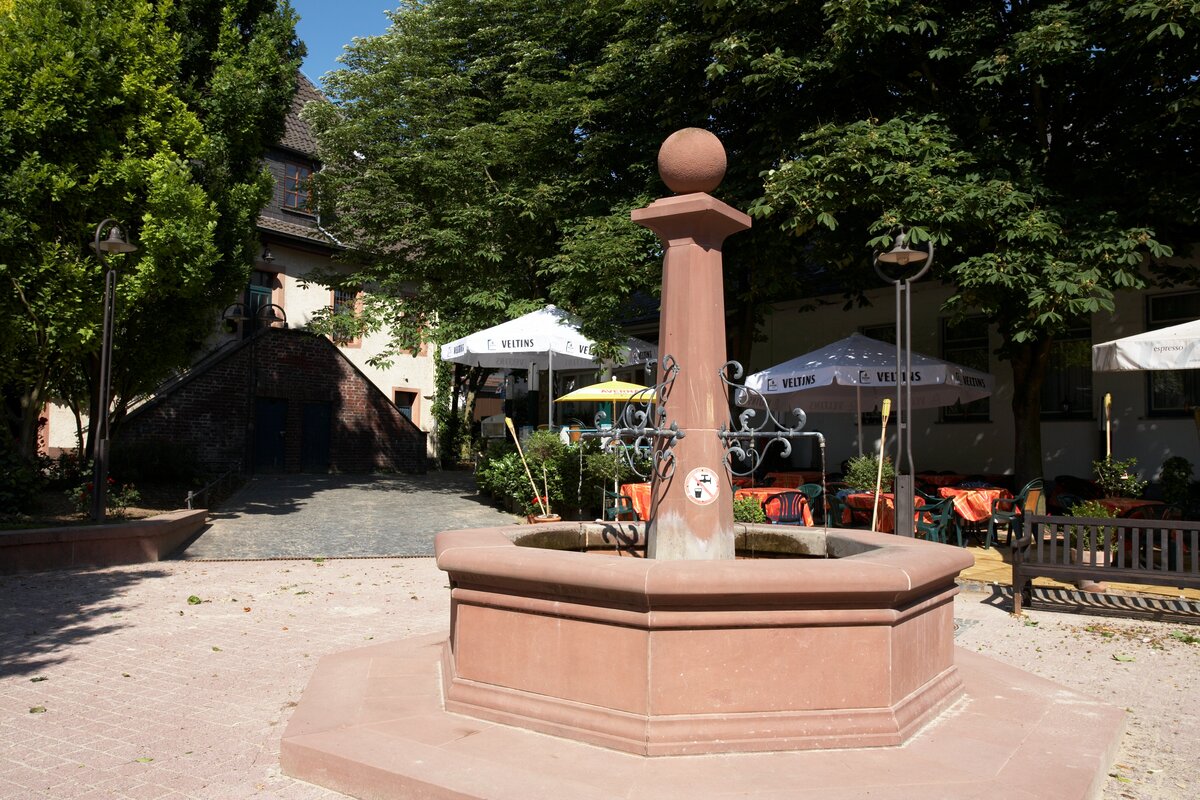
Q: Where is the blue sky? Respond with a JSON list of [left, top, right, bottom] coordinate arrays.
[[292, 1, 395, 88]]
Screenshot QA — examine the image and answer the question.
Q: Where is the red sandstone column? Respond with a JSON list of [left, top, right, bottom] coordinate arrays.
[[632, 129, 750, 560]]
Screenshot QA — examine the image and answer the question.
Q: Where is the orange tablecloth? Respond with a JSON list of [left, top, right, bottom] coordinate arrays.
[[618, 482, 653, 521], [938, 486, 1012, 523], [617, 483, 814, 525], [843, 493, 925, 533], [1095, 497, 1166, 518], [735, 487, 814, 526], [765, 471, 826, 489]]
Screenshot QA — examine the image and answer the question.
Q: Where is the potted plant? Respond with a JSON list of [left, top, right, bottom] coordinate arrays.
[[1093, 456, 1147, 499], [843, 454, 895, 493], [733, 495, 766, 524]]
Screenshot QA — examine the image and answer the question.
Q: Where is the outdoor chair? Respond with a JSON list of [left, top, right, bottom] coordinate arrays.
[[796, 483, 824, 523], [762, 491, 809, 525], [986, 478, 1044, 549], [602, 489, 638, 521], [915, 498, 959, 545]]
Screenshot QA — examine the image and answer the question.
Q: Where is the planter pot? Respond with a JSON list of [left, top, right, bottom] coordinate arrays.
[[1071, 547, 1110, 593], [527, 513, 562, 524]]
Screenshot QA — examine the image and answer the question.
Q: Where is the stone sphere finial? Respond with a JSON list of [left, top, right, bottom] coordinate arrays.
[[657, 128, 726, 194]]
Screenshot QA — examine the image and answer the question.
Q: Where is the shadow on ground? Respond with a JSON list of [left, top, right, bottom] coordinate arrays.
[[981, 583, 1200, 624], [0, 567, 169, 678]]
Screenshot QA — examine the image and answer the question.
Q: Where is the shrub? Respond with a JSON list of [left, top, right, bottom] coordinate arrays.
[[476, 433, 648, 519], [1065, 499, 1118, 554], [1093, 456, 1148, 498], [843, 454, 895, 493], [733, 495, 766, 524], [0, 447, 46, 515], [1160, 456, 1193, 507]]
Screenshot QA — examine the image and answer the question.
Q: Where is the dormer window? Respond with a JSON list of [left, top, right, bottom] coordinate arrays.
[[283, 162, 312, 211]]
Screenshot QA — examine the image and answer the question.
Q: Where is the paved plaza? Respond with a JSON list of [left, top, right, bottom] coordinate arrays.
[[1, 474, 1199, 799], [180, 472, 521, 559]]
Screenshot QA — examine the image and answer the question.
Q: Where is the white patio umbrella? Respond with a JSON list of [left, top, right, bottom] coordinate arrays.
[[439, 305, 656, 425], [1091, 319, 1200, 372], [738, 333, 994, 453]]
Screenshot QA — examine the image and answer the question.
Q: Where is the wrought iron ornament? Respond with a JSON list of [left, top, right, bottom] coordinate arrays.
[[582, 355, 685, 482], [718, 360, 824, 477]]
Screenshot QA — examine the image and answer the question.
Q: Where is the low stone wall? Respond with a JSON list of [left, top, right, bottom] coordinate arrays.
[[0, 509, 208, 575]]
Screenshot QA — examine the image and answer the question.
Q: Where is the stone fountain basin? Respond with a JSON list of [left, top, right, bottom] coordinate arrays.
[[436, 522, 974, 756]]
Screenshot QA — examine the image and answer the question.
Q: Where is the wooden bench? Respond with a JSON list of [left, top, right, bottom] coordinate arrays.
[[1012, 514, 1200, 613]]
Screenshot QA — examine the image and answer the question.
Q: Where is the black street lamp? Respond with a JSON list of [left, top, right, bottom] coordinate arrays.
[[90, 219, 137, 523], [873, 229, 933, 537]]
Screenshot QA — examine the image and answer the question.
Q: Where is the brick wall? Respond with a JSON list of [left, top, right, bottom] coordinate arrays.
[[120, 328, 426, 475]]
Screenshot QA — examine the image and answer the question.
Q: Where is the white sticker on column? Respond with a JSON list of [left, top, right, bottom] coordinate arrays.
[[684, 467, 720, 506]]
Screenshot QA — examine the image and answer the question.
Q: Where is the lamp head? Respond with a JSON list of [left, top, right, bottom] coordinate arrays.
[[93, 225, 138, 254], [875, 230, 927, 268]]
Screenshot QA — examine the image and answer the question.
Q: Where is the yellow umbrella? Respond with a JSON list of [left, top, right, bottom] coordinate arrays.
[[555, 378, 656, 403]]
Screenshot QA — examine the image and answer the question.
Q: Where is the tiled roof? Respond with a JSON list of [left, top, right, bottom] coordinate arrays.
[[257, 213, 336, 246], [279, 72, 325, 157]]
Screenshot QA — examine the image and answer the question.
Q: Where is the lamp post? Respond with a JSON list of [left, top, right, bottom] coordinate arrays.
[[89, 219, 138, 523], [872, 229, 933, 537]]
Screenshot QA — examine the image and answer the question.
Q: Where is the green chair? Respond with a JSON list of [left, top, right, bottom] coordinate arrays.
[[986, 478, 1044, 549], [796, 483, 824, 523], [915, 498, 958, 545], [602, 489, 638, 521]]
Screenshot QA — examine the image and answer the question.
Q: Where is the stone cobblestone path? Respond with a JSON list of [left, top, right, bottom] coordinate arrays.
[[180, 471, 521, 559]]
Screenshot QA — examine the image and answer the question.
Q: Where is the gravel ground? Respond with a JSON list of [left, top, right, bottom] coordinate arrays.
[[954, 586, 1200, 800], [0, 560, 1197, 799]]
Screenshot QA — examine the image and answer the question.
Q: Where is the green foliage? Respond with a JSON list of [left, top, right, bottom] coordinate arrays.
[[65, 472, 140, 519], [1160, 456, 1193, 507], [733, 495, 766, 524], [1065, 499, 1117, 553], [0, 446, 46, 515], [843, 455, 895, 493], [1093, 457, 1148, 499], [476, 435, 635, 518], [0, 0, 302, 458]]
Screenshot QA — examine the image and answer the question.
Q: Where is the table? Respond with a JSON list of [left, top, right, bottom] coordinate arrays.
[[618, 482, 653, 521], [617, 483, 814, 526], [843, 493, 926, 533], [1095, 497, 1166, 518], [938, 486, 1012, 524], [735, 487, 814, 526]]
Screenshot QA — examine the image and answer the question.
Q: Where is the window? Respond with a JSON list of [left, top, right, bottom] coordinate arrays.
[[283, 162, 312, 211], [1147, 291, 1200, 414], [394, 390, 418, 423], [244, 270, 277, 334], [859, 323, 895, 345], [331, 287, 362, 347], [941, 316, 991, 421], [1039, 319, 1092, 418]]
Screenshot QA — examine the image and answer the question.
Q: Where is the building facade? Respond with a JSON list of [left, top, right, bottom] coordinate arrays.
[[749, 278, 1200, 484]]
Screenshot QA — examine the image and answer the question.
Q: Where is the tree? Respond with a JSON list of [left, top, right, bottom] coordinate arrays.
[[710, 0, 1199, 482], [307, 0, 1200, 482], [0, 0, 302, 462]]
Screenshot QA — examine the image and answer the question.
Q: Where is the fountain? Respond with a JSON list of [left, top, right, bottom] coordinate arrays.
[[282, 130, 1125, 799]]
